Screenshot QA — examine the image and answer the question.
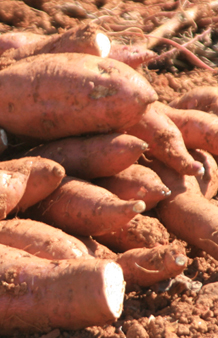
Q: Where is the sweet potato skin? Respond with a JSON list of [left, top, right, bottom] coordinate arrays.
[[93, 164, 171, 210], [20, 134, 148, 179], [125, 101, 203, 176], [0, 53, 157, 141], [0, 218, 93, 259], [0, 244, 125, 334], [27, 176, 146, 237]]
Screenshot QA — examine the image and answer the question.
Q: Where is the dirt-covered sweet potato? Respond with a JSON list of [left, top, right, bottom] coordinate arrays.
[[0, 157, 65, 212], [26, 176, 146, 237], [0, 53, 157, 141], [93, 164, 171, 210], [125, 101, 204, 176], [94, 213, 170, 252], [18, 133, 148, 179], [0, 244, 125, 335]]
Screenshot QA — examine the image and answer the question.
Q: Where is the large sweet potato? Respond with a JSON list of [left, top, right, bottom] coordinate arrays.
[[26, 176, 146, 237], [0, 53, 157, 141], [19, 133, 148, 179], [0, 244, 125, 334]]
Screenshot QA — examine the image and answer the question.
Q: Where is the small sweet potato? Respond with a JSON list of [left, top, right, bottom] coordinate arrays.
[[169, 86, 218, 115], [0, 53, 157, 141], [0, 218, 93, 259], [0, 157, 65, 212], [94, 213, 170, 252], [116, 241, 187, 289], [108, 43, 156, 69], [125, 101, 204, 176], [143, 157, 218, 260], [19, 133, 148, 179], [27, 176, 146, 237], [0, 244, 125, 334], [93, 164, 171, 210]]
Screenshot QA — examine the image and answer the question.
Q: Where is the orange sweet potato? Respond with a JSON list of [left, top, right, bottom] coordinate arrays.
[[108, 43, 156, 69], [0, 22, 111, 69], [116, 241, 187, 289], [0, 157, 65, 212], [0, 244, 125, 335], [142, 157, 218, 260], [18, 133, 148, 179], [26, 176, 146, 237], [159, 101, 218, 157], [93, 163, 171, 210], [124, 101, 204, 176], [0, 53, 157, 141], [94, 213, 169, 252], [169, 86, 218, 115], [0, 218, 93, 260]]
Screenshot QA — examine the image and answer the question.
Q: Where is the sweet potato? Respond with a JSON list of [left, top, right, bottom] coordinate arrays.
[[0, 218, 94, 260], [0, 53, 157, 141], [0, 170, 30, 220], [0, 244, 125, 334], [125, 101, 204, 176], [93, 164, 171, 210], [142, 157, 218, 260], [116, 241, 187, 289], [108, 43, 156, 69], [27, 176, 146, 237], [18, 133, 148, 179], [0, 31, 47, 56], [169, 86, 218, 114], [189, 149, 218, 199], [94, 213, 169, 253], [0, 157, 65, 212], [0, 23, 111, 70], [161, 102, 218, 157]]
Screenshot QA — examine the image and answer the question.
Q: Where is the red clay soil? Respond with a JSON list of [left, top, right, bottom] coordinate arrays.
[[1, 1, 218, 337]]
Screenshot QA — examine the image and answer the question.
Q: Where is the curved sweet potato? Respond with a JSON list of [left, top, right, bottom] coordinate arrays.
[[93, 164, 171, 210], [0, 244, 125, 334], [19, 133, 148, 179], [0, 157, 65, 212], [27, 176, 146, 237], [169, 86, 218, 114], [0, 53, 157, 140], [0, 218, 93, 259], [161, 102, 218, 156], [116, 241, 187, 289], [94, 213, 169, 252], [125, 101, 204, 176], [143, 158, 218, 260]]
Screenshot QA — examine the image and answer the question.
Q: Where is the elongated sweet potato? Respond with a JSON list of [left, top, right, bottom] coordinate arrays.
[[108, 43, 156, 69], [94, 213, 169, 252], [93, 164, 171, 210], [0, 244, 125, 335], [124, 101, 204, 176], [169, 86, 218, 114], [142, 157, 218, 260], [0, 53, 157, 141], [116, 241, 187, 289], [27, 176, 146, 237], [0, 23, 111, 70], [19, 134, 148, 179], [0, 218, 94, 260], [0, 157, 65, 212], [159, 101, 218, 157]]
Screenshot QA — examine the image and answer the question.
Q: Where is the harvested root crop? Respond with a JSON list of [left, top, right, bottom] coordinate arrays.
[[26, 176, 146, 237]]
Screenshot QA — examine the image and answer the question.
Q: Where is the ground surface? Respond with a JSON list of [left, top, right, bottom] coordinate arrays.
[[1, 0, 218, 337]]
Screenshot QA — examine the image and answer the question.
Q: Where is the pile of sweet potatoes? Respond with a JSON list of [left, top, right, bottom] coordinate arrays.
[[1, 22, 218, 336]]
